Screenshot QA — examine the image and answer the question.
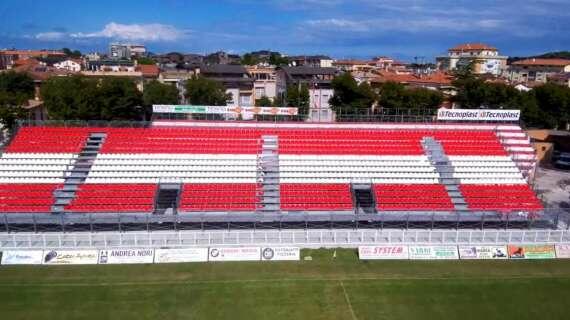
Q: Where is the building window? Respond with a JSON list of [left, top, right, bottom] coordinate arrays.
[[255, 88, 265, 97]]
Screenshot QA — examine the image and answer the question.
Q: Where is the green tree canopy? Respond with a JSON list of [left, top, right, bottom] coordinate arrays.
[[41, 76, 143, 121], [143, 81, 180, 120], [255, 96, 272, 107], [0, 71, 35, 129], [329, 72, 378, 116], [286, 83, 310, 117], [62, 48, 82, 58], [136, 57, 156, 65], [185, 75, 231, 106]]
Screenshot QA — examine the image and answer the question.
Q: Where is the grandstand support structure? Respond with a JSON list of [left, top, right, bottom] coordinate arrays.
[[496, 127, 537, 183], [1, 229, 570, 250], [52, 132, 107, 213], [421, 137, 468, 211], [257, 135, 280, 213]]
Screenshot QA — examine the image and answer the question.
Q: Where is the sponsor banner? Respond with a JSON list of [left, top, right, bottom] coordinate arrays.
[[42, 250, 99, 265], [154, 248, 209, 263], [508, 245, 556, 259], [409, 246, 459, 260], [555, 244, 570, 258], [261, 247, 300, 261], [458, 246, 509, 259], [208, 247, 261, 262], [1, 250, 44, 265], [437, 108, 520, 121], [153, 104, 298, 116], [358, 245, 409, 260], [98, 249, 155, 264]]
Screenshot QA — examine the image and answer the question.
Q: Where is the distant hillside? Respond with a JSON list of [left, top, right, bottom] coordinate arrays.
[[508, 51, 570, 64]]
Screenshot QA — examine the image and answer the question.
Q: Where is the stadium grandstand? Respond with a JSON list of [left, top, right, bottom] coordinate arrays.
[[0, 117, 555, 232]]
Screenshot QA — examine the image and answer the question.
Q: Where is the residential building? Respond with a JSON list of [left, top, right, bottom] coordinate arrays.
[[371, 71, 455, 95], [109, 43, 147, 60], [277, 66, 337, 121], [53, 59, 83, 72], [198, 64, 254, 106], [245, 65, 277, 103], [332, 60, 374, 73], [85, 60, 136, 72], [289, 55, 333, 68], [204, 51, 241, 65], [436, 43, 508, 75], [548, 72, 570, 88], [158, 69, 196, 102], [507, 58, 570, 84], [0, 49, 65, 70]]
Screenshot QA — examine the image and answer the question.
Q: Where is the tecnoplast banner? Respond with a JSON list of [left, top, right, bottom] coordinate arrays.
[[358, 245, 409, 260], [1, 250, 44, 265], [409, 246, 459, 260], [555, 244, 570, 258], [208, 247, 261, 262], [154, 248, 209, 263], [153, 105, 298, 116], [458, 246, 509, 259], [42, 250, 99, 265], [437, 108, 520, 121], [508, 245, 556, 259], [98, 249, 155, 264], [261, 247, 300, 261]]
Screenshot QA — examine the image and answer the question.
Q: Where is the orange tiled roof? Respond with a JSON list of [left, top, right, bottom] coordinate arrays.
[[372, 71, 453, 86], [137, 64, 160, 77], [0, 50, 65, 56], [512, 58, 570, 67], [449, 43, 496, 52]]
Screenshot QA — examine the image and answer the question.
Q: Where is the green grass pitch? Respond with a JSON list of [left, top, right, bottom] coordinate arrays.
[[1, 249, 570, 319]]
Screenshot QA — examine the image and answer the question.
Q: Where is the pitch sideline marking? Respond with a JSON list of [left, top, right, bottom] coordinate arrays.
[[340, 280, 358, 320]]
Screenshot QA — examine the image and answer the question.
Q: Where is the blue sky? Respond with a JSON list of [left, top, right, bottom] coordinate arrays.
[[1, 0, 569, 61]]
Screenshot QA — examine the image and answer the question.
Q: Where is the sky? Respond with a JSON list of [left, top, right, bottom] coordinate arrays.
[[1, 0, 569, 61]]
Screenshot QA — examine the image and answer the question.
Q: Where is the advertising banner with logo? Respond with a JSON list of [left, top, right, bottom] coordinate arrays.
[[154, 248, 209, 263], [260, 247, 300, 261], [358, 245, 409, 260], [208, 247, 261, 262], [508, 245, 556, 259], [1, 250, 44, 265], [555, 244, 570, 258], [458, 246, 509, 259], [153, 105, 298, 116], [98, 249, 155, 264], [409, 246, 459, 260], [437, 108, 520, 121], [42, 250, 99, 265]]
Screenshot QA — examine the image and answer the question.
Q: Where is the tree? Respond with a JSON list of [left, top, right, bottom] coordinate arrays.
[[41, 76, 143, 121], [98, 77, 144, 121], [0, 71, 35, 129], [329, 72, 378, 116], [143, 81, 180, 120], [269, 53, 289, 66], [286, 83, 310, 117], [62, 48, 81, 58], [255, 96, 272, 107], [136, 57, 156, 65], [185, 75, 231, 105], [240, 53, 258, 66], [533, 83, 570, 129], [375, 81, 443, 112]]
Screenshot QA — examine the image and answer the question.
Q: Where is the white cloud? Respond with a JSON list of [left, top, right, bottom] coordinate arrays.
[[34, 22, 188, 42], [35, 31, 66, 41]]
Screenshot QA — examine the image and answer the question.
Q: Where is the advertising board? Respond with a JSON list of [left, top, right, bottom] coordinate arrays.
[[42, 250, 99, 265], [555, 244, 570, 258], [98, 249, 155, 264], [153, 105, 298, 116], [408, 246, 459, 260], [437, 108, 520, 121], [358, 245, 409, 260], [208, 247, 261, 262], [154, 248, 209, 263], [1, 250, 44, 265], [458, 246, 508, 259], [508, 245, 556, 259], [260, 247, 300, 261]]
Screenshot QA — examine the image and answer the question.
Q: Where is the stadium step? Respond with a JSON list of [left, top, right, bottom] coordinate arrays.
[[422, 137, 469, 212], [52, 132, 107, 213], [154, 183, 181, 215], [352, 183, 376, 214], [257, 135, 280, 213]]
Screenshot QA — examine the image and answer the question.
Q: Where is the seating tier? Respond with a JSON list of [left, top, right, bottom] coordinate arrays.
[[65, 184, 156, 213], [179, 183, 258, 211], [373, 184, 454, 211], [280, 183, 353, 211], [459, 184, 543, 212], [0, 184, 61, 212]]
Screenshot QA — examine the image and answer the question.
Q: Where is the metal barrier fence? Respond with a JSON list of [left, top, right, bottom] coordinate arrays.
[[0, 209, 568, 233], [1, 229, 569, 250]]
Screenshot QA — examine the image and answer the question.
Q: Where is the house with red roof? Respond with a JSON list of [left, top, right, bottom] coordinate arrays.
[[507, 58, 570, 84]]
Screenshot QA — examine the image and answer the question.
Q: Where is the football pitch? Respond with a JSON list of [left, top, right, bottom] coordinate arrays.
[[1, 249, 570, 320]]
